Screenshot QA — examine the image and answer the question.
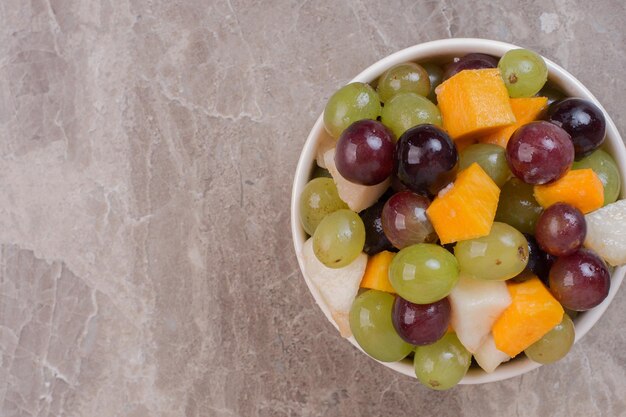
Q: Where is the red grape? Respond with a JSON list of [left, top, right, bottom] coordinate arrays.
[[443, 53, 499, 80], [334, 119, 395, 185], [544, 98, 606, 159], [549, 249, 610, 311], [359, 199, 395, 256], [392, 296, 451, 345], [535, 203, 586, 256], [394, 124, 458, 196], [382, 191, 436, 249], [506, 121, 574, 184]]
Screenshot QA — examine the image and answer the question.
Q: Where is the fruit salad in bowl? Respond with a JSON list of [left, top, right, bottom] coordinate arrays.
[[291, 38, 626, 389]]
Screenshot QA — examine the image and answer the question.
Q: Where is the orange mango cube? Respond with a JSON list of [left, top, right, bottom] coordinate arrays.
[[455, 137, 477, 153], [359, 251, 396, 293], [436, 69, 516, 142], [426, 163, 500, 244], [534, 169, 604, 214], [480, 97, 549, 148], [492, 277, 564, 357]]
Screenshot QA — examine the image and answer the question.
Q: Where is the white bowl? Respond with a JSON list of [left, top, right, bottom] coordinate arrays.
[[291, 38, 626, 384]]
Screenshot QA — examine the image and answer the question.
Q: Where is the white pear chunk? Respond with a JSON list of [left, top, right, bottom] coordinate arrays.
[[316, 130, 336, 168], [474, 333, 511, 373], [301, 238, 367, 337], [584, 199, 626, 266], [324, 148, 390, 212], [449, 273, 512, 353]]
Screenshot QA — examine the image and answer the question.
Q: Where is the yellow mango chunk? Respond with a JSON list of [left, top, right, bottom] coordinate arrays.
[[492, 277, 564, 357], [436, 69, 516, 142], [426, 163, 500, 244], [534, 169, 604, 214], [359, 251, 396, 293], [480, 97, 548, 148]]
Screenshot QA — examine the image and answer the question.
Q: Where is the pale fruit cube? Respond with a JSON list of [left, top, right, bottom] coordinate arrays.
[[324, 149, 390, 212], [316, 130, 336, 169], [301, 238, 367, 337], [474, 333, 511, 373], [584, 199, 626, 266], [449, 273, 512, 353]]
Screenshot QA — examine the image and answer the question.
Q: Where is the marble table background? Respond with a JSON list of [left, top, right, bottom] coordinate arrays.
[[1, 0, 625, 416]]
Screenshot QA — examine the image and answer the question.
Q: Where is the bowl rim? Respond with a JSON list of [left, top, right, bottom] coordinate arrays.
[[290, 38, 626, 384]]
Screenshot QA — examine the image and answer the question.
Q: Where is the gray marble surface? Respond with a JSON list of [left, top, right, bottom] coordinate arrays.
[[1, 0, 625, 416]]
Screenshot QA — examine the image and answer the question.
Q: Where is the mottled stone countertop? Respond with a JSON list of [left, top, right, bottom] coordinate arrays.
[[1, 0, 625, 416]]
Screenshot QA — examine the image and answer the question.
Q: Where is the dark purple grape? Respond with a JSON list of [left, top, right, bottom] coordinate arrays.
[[394, 124, 458, 196], [359, 199, 394, 256], [535, 203, 586, 256], [506, 121, 574, 184], [392, 296, 451, 345], [381, 191, 436, 249], [442, 242, 456, 254], [443, 53, 499, 80], [549, 249, 610, 311], [335, 119, 396, 185], [538, 85, 565, 106], [463, 53, 499, 66], [390, 174, 408, 193], [544, 98, 606, 159], [522, 234, 555, 285], [422, 62, 443, 103]]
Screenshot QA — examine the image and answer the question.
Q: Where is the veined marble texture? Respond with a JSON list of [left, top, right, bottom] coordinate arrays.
[[0, 0, 625, 416]]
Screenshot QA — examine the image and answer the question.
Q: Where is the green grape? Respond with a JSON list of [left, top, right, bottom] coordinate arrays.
[[525, 314, 575, 364], [573, 149, 621, 206], [381, 93, 442, 139], [349, 290, 414, 362], [421, 62, 444, 103], [459, 144, 512, 187], [323, 83, 382, 138], [299, 178, 348, 235], [312, 165, 332, 179], [313, 209, 365, 268], [495, 178, 543, 234], [389, 244, 459, 304], [454, 222, 529, 281], [538, 84, 565, 105], [377, 63, 430, 103], [498, 49, 548, 98], [414, 332, 471, 390]]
